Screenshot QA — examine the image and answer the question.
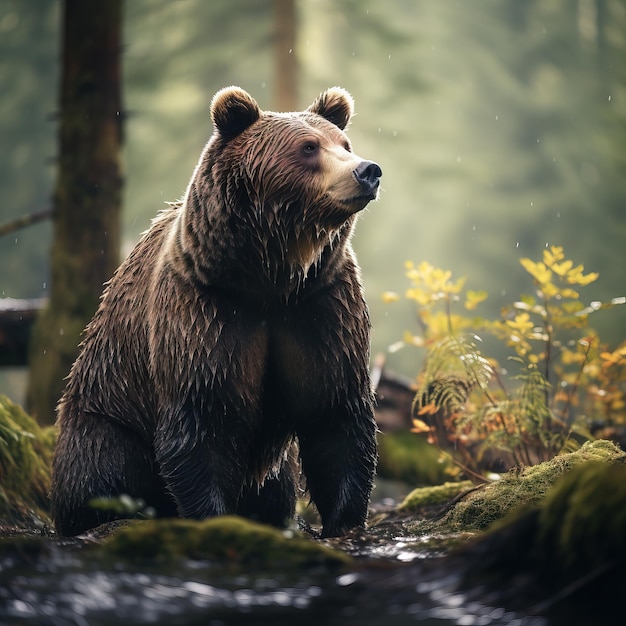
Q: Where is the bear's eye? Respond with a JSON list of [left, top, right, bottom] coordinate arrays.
[[302, 141, 319, 156]]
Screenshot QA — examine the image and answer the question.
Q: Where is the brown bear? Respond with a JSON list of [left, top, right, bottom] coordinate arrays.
[[50, 86, 381, 538]]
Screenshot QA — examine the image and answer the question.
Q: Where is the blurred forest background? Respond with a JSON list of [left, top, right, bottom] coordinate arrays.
[[1, 0, 625, 406]]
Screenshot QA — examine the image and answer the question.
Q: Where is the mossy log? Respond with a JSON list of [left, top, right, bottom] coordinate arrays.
[[454, 459, 626, 619], [416, 439, 625, 534], [398, 480, 474, 512], [100, 516, 352, 570]]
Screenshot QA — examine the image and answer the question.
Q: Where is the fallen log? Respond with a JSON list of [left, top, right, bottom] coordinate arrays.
[[0, 298, 46, 366]]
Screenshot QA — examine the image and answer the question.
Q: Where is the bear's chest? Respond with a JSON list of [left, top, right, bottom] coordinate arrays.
[[263, 312, 338, 420]]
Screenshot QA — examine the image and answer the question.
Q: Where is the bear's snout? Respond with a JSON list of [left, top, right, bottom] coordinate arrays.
[[353, 161, 382, 198]]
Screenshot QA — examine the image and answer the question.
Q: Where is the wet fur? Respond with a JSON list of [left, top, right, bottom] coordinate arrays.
[[51, 87, 379, 538]]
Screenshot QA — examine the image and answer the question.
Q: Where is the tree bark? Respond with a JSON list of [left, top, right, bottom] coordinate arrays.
[[273, 0, 298, 111], [27, 0, 123, 424]]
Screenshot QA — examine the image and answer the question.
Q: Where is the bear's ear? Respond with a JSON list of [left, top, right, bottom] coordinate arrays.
[[307, 87, 354, 130], [211, 86, 261, 138]]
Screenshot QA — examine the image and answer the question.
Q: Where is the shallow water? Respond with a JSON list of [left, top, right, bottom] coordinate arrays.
[[0, 539, 547, 626]]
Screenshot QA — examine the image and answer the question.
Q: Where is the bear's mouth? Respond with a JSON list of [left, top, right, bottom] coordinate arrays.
[[338, 191, 378, 210]]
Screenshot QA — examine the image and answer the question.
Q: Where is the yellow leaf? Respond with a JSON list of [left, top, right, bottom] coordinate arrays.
[[520, 258, 552, 284], [600, 349, 626, 367], [541, 282, 559, 298], [574, 271, 599, 286], [561, 349, 585, 365], [553, 390, 569, 404], [543, 245, 565, 266], [406, 287, 431, 306], [551, 260, 573, 276], [417, 403, 438, 416], [381, 291, 400, 303], [505, 312, 534, 334], [446, 276, 466, 295], [403, 331, 425, 347], [411, 418, 432, 433], [465, 290, 488, 310]]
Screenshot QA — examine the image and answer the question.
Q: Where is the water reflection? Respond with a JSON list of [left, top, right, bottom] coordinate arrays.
[[2, 554, 547, 626]]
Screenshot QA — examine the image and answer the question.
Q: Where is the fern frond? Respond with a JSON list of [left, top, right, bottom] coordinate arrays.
[[423, 334, 493, 391]]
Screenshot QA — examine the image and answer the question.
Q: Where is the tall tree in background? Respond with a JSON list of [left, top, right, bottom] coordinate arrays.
[[273, 0, 297, 110], [27, 0, 123, 424]]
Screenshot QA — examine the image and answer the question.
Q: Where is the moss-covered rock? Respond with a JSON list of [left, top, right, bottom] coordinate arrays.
[[377, 431, 450, 485], [454, 457, 626, 620], [398, 480, 474, 512], [424, 440, 625, 533], [0, 395, 55, 527], [100, 516, 351, 569], [537, 460, 626, 575]]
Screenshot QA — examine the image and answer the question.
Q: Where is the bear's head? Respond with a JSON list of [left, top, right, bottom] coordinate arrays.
[[204, 86, 382, 276]]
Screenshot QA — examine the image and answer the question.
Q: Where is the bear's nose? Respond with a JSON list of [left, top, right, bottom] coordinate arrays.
[[354, 161, 382, 196]]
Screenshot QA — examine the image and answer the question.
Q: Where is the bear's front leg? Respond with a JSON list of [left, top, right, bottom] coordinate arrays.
[[153, 401, 254, 520], [298, 405, 377, 538], [149, 285, 269, 521]]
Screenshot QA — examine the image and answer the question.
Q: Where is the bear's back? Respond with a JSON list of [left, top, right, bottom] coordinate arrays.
[[58, 208, 179, 437]]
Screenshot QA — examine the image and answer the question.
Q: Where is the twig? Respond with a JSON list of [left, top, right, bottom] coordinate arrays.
[[559, 338, 593, 424], [432, 483, 488, 520], [0, 209, 54, 237]]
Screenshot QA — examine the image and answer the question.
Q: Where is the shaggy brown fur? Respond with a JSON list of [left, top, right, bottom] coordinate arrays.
[[50, 86, 382, 538]]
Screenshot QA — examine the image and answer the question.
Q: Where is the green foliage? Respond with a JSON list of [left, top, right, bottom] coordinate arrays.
[[0, 395, 55, 525], [427, 440, 625, 533], [398, 480, 474, 512], [377, 430, 450, 486], [89, 494, 156, 520], [453, 454, 626, 617], [385, 246, 626, 476], [537, 460, 626, 575]]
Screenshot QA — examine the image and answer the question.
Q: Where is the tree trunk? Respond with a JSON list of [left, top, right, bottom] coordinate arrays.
[[27, 0, 123, 424], [273, 0, 298, 110]]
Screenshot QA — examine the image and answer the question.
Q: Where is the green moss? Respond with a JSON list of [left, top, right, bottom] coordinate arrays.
[[537, 461, 626, 574], [101, 516, 351, 569], [0, 395, 55, 526], [431, 440, 625, 533], [455, 455, 626, 616], [377, 431, 450, 485], [398, 480, 474, 512]]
